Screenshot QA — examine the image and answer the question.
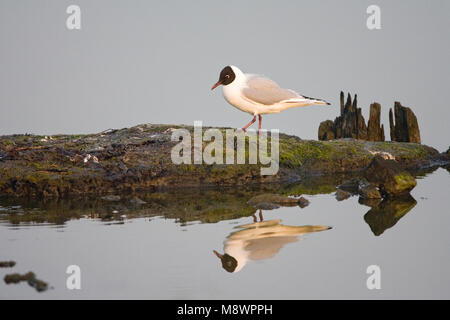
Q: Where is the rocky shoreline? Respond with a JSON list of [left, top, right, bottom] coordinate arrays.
[[0, 123, 448, 198]]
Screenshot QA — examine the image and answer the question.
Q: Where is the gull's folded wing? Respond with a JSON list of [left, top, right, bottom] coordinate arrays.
[[242, 74, 301, 105]]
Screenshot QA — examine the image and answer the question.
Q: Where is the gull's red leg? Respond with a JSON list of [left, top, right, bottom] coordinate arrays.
[[258, 115, 262, 135], [242, 116, 256, 132]]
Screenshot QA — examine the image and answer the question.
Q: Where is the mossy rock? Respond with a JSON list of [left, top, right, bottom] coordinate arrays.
[[0, 124, 445, 197], [364, 155, 417, 197]]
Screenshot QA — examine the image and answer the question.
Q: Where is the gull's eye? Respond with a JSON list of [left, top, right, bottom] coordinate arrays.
[[225, 75, 230, 78]]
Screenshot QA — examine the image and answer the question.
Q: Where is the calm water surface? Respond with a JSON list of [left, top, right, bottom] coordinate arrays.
[[0, 167, 449, 299]]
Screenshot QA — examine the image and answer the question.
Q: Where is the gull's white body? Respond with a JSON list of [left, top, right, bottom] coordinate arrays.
[[222, 65, 328, 116]]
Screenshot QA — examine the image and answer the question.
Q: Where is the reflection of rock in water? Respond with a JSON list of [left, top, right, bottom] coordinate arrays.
[[214, 219, 331, 273], [247, 193, 310, 210], [4, 271, 48, 292], [362, 195, 417, 236], [0, 261, 16, 268], [0, 173, 355, 226], [0, 167, 439, 227]]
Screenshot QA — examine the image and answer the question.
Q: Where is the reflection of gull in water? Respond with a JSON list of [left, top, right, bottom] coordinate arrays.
[[213, 219, 331, 273]]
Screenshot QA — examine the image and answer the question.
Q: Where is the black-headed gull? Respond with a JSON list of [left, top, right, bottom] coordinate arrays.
[[211, 65, 330, 133]]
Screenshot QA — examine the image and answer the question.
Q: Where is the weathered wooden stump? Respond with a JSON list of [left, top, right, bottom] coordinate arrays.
[[367, 103, 385, 142], [389, 102, 421, 143]]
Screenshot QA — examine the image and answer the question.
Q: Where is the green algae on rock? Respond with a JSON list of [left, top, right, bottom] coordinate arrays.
[[0, 123, 446, 198]]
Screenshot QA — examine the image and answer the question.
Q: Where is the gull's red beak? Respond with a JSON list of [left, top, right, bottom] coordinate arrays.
[[211, 81, 222, 90], [213, 250, 223, 259]]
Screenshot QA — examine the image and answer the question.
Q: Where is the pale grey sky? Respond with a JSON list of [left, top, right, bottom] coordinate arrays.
[[0, 0, 449, 151]]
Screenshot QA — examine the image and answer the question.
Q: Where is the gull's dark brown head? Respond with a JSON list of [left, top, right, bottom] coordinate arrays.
[[211, 66, 236, 90], [213, 250, 238, 273]]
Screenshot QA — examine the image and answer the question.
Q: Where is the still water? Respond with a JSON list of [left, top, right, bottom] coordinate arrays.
[[0, 167, 449, 299]]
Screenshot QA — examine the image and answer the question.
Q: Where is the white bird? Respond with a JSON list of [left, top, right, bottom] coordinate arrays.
[[211, 65, 330, 133]]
